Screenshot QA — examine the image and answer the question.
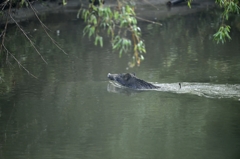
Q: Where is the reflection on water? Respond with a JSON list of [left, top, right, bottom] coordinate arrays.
[[1, 8, 240, 159]]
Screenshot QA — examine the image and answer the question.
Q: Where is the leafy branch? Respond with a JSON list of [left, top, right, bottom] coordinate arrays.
[[214, 0, 240, 43], [187, 0, 239, 44], [80, 1, 147, 66], [213, 25, 231, 44]]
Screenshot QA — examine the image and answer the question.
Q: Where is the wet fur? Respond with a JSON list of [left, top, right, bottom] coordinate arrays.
[[107, 73, 160, 90]]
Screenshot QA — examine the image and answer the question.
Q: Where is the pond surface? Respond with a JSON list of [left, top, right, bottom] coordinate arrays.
[[1, 6, 240, 159]]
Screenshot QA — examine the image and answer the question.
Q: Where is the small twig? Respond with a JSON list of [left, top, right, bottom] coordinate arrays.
[[0, 0, 11, 54], [135, 16, 162, 26], [143, 0, 159, 10], [26, 0, 68, 55], [0, 0, 9, 10], [28, 3, 52, 31], [9, 13, 48, 64], [2, 44, 38, 79]]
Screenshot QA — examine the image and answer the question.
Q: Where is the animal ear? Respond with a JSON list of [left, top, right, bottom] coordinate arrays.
[[124, 73, 132, 81]]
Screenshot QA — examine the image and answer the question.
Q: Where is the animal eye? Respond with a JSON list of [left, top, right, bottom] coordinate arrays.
[[124, 73, 131, 81]]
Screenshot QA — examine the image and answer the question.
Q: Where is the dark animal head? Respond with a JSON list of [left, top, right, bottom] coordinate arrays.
[[107, 73, 160, 90]]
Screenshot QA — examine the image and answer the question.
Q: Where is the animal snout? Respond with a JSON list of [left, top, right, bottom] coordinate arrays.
[[107, 73, 114, 80]]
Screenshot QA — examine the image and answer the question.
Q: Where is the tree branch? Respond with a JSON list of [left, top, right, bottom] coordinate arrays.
[[26, 0, 68, 55], [2, 44, 37, 79], [9, 13, 48, 64]]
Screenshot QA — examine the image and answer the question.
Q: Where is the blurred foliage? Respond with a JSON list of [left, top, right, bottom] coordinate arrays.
[[185, 0, 240, 43], [213, 0, 239, 43], [79, 0, 146, 67], [213, 25, 231, 43], [187, 0, 193, 8]]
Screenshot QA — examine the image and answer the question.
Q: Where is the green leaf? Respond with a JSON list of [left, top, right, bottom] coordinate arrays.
[[62, 0, 67, 5], [119, 49, 123, 57], [99, 36, 103, 47], [94, 36, 99, 46]]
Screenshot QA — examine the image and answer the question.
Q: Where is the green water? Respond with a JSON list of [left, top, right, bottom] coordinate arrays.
[[0, 9, 240, 159]]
